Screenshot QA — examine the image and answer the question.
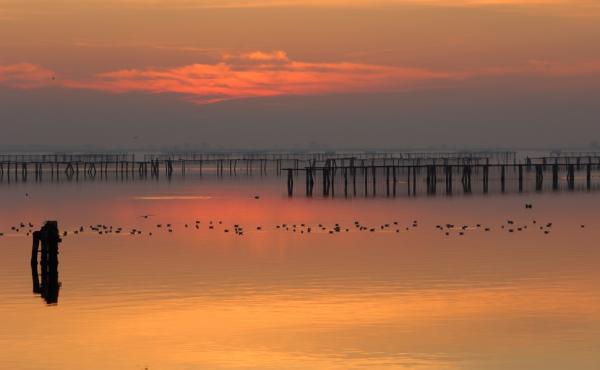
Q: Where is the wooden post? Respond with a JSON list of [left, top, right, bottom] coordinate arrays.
[[372, 166, 376, 196], [392, 166, 397, 196], [501, 165, 505, 192], [567, 164, 575, 190], [446, 165, 453, 194], [483, 164, 489, 193], [344, 168, 348, 197], [330, 166, 335, 197], [412, 166, 417, 195], [535, 164, 543, 191], [519, 164, 523, 192], [287, 168, 293, 196], [352, 165, 357, 197], [32, 221, 61, 304], [587, 163, 591, 190], [363, 166, 368, 197], [386, 166, 390, 197]]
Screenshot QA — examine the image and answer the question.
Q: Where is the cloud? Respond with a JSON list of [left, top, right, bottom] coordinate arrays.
[[103, 0, 591, 6], [0, 63, 55, 88], [95, 0, 600, 15], [2, 54, 600, 104], [60, 51, 455, 104], [238, 50, 290, 62]]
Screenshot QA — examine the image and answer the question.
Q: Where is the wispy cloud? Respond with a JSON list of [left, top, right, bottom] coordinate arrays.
[[61, 51, 455, 104], [2, 53, 600, 104], [101, 0, 600, 12], [0, 63, 55, 88], [106, 0, 590, 6], [6, 0, 592, 10]]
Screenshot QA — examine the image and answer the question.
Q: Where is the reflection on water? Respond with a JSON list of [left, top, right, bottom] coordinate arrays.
[[1, 176, 600, 369]]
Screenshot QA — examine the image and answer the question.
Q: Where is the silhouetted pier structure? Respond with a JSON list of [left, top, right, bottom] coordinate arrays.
[[0, 150, 515, 182], [285, 158, 600, 197], [30, 221, 61, 305], [3, 150, 600, 197]]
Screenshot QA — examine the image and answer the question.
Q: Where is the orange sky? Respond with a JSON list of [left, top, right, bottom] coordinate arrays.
[[1, 0, 600, 148], [2, 0, 600, 102]]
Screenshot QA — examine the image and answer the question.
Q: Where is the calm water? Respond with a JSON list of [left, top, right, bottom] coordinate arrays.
[[1, 175, 600, 370]]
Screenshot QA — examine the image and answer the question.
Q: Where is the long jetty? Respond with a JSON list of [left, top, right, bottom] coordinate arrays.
[[0, 150, 515, 182], [284, 153, 600, 197], [4, 150, 600, 198]]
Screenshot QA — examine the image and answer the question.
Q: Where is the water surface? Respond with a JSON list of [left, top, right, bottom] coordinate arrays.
[[1, 176, 599, 370]]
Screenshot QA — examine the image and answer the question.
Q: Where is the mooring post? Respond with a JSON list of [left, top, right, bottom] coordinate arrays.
[[386, 166, 390, 197], [501, 165, 506, 192], [446, 165, 453, 194], [552, 163, 559, 190], [31, 230, 41, 267], [306, 168, 310, 196], [426, 166, 431, 194], [567, 164, 575, 190], [412, 166, 417, 195], [372, 166, 376, 196], [323, 168, 329, 197], [344, 168, 348, 197], [587, 162, 591, 190], [363, 166, 368, 197], [407, 166, 411, 195], [352, 165, 357, 197], [519, 164, 524, 192], [483, 164, 489, 193], [287, 168, 293, 196], [330, 166, 335, 197], [392, 166, 397, 196], [31, 221, 61, 304], [535, 164, 543, 191]]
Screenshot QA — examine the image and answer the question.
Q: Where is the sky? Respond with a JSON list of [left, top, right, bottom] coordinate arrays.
[[1, 0, 600, 150]]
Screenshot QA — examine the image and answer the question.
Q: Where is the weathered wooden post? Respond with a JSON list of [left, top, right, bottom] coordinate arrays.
[[323, 168, 329, 197], [407, 165, 411, 195], [412, 166, 417, 195], [386, 166, 390, 197], [462, 165, 472, 193], [372, 166, 376, 196], [363, 166, 368, 197], [501, 165, 506, 192], [31, 221, 61, 304], [587, 162, 591, 190], [306, 168, 311, 196], [392, 166, 397, 196], [483, 164, 489, 193], [426, 166, 431, 194], [330, 166, 336, 197], [552, 163, 559, 191], [352, 164, 357, 197], [287, 168, 294, 196], [535, 164, 543, 191], [446, 165, 453, 194], [344, 167, 348, 197], [567, 164, 575, 190], [517, 164, 523, 192]]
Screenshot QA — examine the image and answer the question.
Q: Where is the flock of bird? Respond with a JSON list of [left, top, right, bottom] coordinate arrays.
[[0, 204, 588, 239]]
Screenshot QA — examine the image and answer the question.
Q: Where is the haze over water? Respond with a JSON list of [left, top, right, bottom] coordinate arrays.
[[1, 173, 599, 370]]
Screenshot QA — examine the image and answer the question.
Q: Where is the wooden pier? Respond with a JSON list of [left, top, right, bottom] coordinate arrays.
[[0, 150, 516, 183], [4, 150, 600, 197], [285, 156, 600, 197]]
